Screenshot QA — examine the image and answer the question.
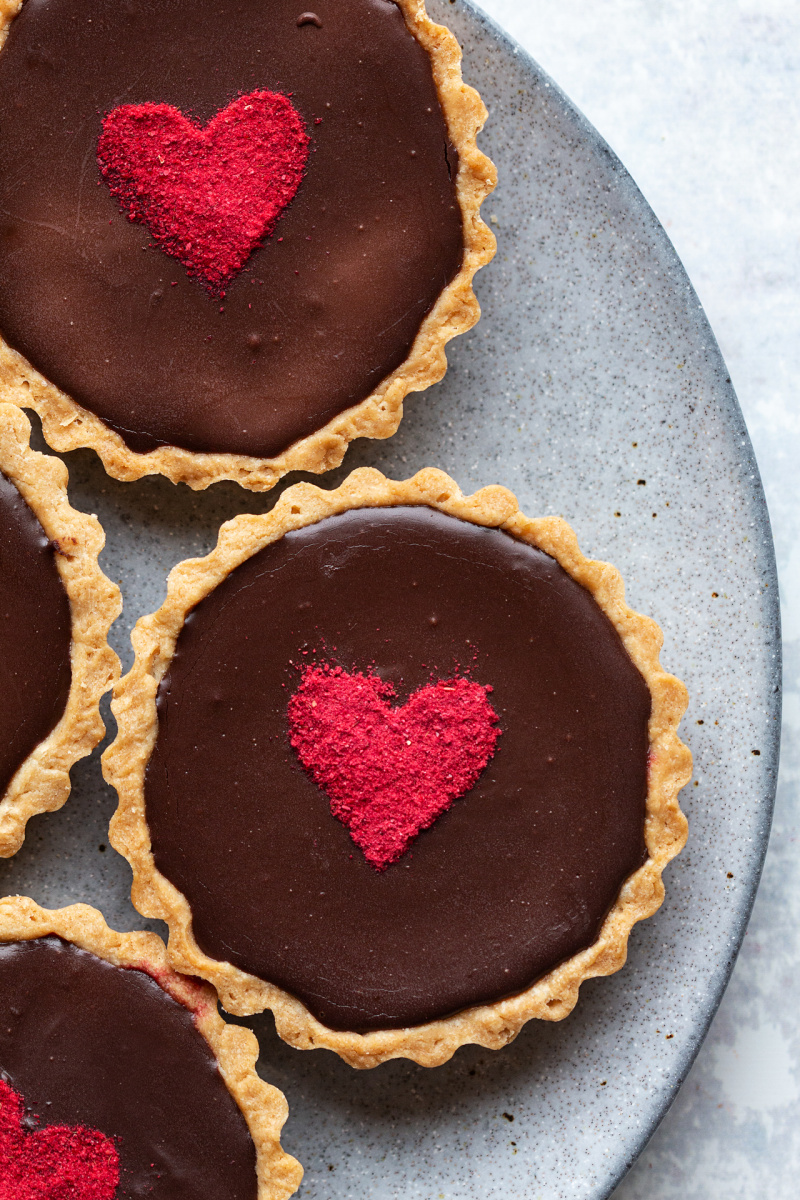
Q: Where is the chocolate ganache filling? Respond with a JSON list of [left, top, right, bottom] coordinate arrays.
[[0, 471, 71, 800], [0, 936, 257, 1199], [0, 0, 463, 457], [145, 507, 651, 1032]]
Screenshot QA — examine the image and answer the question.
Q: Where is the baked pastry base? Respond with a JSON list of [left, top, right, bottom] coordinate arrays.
[[0, 0, 496, 491], [0, 404, 120, 856], [104, 466, 692, 1068], [0, 895, 302, 1200]]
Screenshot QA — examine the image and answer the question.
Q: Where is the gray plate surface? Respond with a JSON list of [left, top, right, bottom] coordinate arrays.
[[0, 1, 781, 1196]]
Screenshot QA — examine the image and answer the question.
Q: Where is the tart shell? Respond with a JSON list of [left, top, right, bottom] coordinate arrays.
[[0, 0, 496, 492], [0, 894, 303, 1200], [0, 403, 120, 857], [104, 466, 692, 1068]]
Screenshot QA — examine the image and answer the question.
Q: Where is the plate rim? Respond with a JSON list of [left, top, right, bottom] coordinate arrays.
[[451, 0, 783, 1191]]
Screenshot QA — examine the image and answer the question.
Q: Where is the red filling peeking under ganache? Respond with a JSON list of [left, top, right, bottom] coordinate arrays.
[[0, 936, 257, 1200]]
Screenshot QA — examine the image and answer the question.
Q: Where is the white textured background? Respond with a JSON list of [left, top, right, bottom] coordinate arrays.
[[477, 1, 799, 1195]]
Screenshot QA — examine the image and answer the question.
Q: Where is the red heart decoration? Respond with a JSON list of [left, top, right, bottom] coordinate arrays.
[[97, 90, 310, 292], [288, 666, 501, 870], [0, 1079, 119, 1200]]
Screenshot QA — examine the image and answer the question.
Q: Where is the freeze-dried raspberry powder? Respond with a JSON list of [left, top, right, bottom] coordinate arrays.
[[97, 90, 309, 291], [0, 1078, 119, 1200], [288, 665, 501, 869]]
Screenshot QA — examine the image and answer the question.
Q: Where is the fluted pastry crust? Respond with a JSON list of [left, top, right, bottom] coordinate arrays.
[[0, 895, 303, 1199], [0, 404, 120, 856], [0, 0, 496, 491], [104, 467, 692, 1068]]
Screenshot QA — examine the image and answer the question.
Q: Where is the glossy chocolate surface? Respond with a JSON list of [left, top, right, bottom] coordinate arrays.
[[0, 935, 257, 1199], [0, 471, 71, 800], [146, 507, 651, 1032], [0, 0, 463, 457]]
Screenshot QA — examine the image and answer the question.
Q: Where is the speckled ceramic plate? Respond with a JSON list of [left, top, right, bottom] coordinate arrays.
[[0, 1, 780, 1197]]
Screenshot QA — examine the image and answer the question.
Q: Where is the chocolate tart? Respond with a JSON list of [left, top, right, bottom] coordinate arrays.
[[0, 0, 495, 491], [103, 467, 691, 1068], [0, 404, 120, 857], [0, 895, 302, 1199]]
